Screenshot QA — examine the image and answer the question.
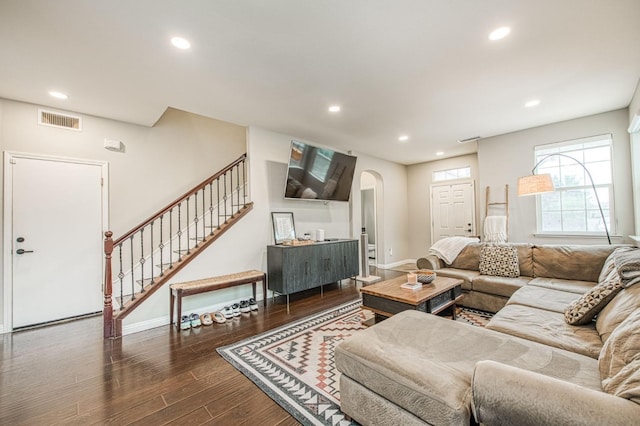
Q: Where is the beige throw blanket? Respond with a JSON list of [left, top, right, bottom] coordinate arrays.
[[429, 236, 480, 265], [613, 247, 640, 288]]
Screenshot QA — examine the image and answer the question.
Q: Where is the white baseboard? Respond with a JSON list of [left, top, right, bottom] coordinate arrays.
[[0, 324, 4, 334], [377, 258, 417, 269], [121, 298, 264, 336], [122, 316, 169, 336]]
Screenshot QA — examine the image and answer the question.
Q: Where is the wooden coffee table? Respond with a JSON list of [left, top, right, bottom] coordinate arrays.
[[360, 275, 463, 323]]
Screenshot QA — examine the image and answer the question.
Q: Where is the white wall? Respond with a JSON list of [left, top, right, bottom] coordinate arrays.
[[0, 99, 246, 331], [247, 126, 410, 268], [349, 153, 410, 267], [628, 80, 640, 234], [407, 154, 480, 256], [478, 108, 633, 244], [124, 125, 412, 333]]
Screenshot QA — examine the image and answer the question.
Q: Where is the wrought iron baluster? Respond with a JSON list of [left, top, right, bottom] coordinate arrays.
[[236, 163, 240, 208], [223, 172, 228, 222], [140, 227, 146, 292], [186, 196, 191, 254], [159, 216, 164, 276], [209, 182, 214, 235], [169, 208, 173, 268], [177, 202, 182, 260], [217, 178, 221, 229], [202, 186, 206, 239], [130, 235, 135, 301], [242, 159, 247, 205], [194, 193, 198, 247], [150, 221, 154, 284], [118, 243, 124, 309], [229, 169, 236, 216]]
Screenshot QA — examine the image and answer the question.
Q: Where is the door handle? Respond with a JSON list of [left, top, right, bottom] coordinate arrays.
[[16, 249, 34, 255]]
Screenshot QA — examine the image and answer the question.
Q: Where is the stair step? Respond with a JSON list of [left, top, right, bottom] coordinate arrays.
[[136, 277, 161, 287]]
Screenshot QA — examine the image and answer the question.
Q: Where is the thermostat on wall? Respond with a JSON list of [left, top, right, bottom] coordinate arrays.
[[104, 138, 123, 151]]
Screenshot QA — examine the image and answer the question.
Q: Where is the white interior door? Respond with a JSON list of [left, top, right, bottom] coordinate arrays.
[[431, 181, 476, 244], [9, 155, 105, 328]]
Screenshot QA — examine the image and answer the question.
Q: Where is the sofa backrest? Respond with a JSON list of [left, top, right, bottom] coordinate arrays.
[[449, 242, 534, 276], [532, 244, 616, 282]]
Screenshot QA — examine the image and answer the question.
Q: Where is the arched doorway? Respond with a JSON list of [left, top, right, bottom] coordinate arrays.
[[360, 171, 381, 267]]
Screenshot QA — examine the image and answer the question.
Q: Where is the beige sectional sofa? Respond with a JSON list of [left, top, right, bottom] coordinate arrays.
[[335, 243, 640, 425], [416, 243, 615, 314]]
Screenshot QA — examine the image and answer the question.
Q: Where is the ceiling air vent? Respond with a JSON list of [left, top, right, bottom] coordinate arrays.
[[38, 109, 82, 131]]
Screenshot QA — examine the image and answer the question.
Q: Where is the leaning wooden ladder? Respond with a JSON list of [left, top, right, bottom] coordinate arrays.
[[485, 185, 509, 241]]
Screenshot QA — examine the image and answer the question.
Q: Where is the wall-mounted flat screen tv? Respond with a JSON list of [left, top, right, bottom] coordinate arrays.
[[284, 140, 357, 202]]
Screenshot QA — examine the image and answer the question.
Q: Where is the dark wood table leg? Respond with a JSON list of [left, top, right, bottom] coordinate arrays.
[[176, 291, 183, 329], [262, 274, 267, 307], [170, 290, 175, 327]]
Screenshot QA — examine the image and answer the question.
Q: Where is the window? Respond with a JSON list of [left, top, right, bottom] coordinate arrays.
[[433, 166, 471, 182], [534, 134, 614, 236]]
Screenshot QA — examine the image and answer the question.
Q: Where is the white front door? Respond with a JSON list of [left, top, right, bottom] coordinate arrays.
[[6, 154, 106, 329], [431, 181, 476, 244]]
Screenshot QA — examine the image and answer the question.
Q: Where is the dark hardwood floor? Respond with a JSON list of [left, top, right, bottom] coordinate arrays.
[[0, 267, 403, 426]]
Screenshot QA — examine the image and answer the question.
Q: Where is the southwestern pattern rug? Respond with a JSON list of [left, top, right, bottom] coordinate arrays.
[[217, 301, 493, 426]]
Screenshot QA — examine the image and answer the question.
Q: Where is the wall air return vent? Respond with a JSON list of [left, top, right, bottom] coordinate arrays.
[[38, 109, 82, 131]]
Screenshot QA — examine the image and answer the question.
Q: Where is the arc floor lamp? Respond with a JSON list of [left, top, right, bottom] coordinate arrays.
[[517, 153, 611, 245]]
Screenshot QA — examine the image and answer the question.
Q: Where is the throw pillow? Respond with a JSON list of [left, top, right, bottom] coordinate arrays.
[[479, 245, 519, 278], [599, 308, 640, 404], [564, 276, 623, 325]]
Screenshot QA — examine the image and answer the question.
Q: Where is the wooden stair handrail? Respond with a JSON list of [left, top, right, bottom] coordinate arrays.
[[113, 153, 247, 246]]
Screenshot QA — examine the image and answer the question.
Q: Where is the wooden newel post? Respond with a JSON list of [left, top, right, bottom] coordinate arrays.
[[103, 231, 114, 339]]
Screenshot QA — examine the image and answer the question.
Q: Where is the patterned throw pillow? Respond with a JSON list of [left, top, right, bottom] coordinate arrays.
[[479, 245, 520, 278], [564, 276, 623, 325]]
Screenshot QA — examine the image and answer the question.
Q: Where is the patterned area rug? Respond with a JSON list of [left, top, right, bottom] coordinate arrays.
[[217, 301, 492, 426]]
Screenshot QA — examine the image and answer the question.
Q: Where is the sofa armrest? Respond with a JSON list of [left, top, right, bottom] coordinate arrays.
[[471, 360, 640, 426], [416, 254, 443, 270]]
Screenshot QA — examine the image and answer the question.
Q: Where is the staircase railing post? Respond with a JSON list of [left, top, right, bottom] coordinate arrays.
[[103, 231, 114, 339]]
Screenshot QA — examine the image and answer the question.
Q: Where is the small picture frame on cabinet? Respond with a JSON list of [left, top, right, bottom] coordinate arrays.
[[272, 212, 296, 244]]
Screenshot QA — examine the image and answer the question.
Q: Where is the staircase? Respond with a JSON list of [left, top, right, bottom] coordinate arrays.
[[103, 154, 253, 338]]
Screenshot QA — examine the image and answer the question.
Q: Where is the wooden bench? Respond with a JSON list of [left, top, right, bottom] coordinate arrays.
[[169, 270, 267, 328]]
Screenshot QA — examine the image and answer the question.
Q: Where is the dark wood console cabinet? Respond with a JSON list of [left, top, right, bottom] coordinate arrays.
[[267, 239, 359, 299]]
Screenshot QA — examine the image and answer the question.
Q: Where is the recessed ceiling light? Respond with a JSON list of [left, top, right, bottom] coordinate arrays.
[[171, 37, 191, 49], [328, 105, 341, 113], [489, 26, 511, 41], [525, 99, 541, 108], [49, 91, 68, 100], [436, 151, 444, 156], [398, 135, 409, 142]]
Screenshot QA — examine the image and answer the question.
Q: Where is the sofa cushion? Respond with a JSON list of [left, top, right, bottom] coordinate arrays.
[[435, 268, 479, 291], [596, 284, 640, 343], [471, 275, 531, 298], [528, 277, 595, 294], [599, 308, 640, 403], [449, 243, 534, 276], [507, 285, 581, 313], [564, 275, 623, 325], [479, 245, 520, 278], [532, 245, 616, 282], [335, 311, 601, 425], [450, 243, 482, 270], [486, 304, 603, 359], [513, 243, 534, 277]]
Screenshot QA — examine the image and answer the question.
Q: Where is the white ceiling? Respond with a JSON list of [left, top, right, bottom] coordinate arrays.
[[1, 0, 639, 165]]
